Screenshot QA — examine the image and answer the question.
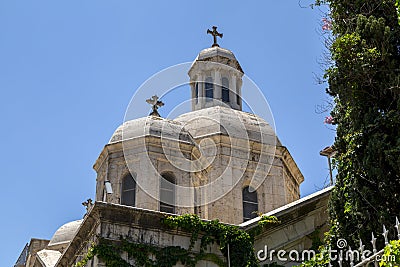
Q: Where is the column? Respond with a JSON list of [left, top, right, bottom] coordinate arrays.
[[237, 78, 242, 110], [191, 81, 195, 111], [214, 69, 222, 103], [198, 74, 205, 109], [230, 74, 237, 109]]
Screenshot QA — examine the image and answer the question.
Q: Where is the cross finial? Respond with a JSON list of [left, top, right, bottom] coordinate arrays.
[[146, 95, 164, 117], [207, 26, 223, 47], [82, 198, 93, 212]]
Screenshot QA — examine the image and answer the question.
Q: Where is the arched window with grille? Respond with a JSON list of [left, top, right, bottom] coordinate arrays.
[[222, 77, 230, 103], [121, 173, 136, 206], [160, 173, 175, 213], [243, 186, 258, 221], [205, 77, 213, 102]]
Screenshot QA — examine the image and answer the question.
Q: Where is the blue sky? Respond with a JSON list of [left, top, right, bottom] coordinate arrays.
[[0, 1, 333, 265]]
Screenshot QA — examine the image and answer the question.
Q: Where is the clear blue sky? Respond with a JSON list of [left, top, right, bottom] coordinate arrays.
[[0, 1, 333, 265]]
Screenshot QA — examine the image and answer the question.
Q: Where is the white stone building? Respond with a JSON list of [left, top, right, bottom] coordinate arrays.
[[15, 33, 331, 267]]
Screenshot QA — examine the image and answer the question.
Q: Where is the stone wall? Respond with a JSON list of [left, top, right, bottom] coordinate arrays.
[[59, 202, 223, 267], [57, 187, 331, 267], [242, 186, 332, 267], [93, 125, 304, 225]]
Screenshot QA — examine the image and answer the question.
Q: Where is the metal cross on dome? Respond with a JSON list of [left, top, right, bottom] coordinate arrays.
[[146, 95, 164, 117], [207, 26, 223, 47]]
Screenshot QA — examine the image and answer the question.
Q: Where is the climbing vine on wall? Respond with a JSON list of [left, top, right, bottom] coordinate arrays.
[[75, 214, 280, 267], [314, 0, 400, 254]]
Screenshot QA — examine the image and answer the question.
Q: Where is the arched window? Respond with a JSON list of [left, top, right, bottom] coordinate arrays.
[[236, 81, 240, 105], [195, 82, 199, 104], [222, 77, 230, 103], [160, 173, 175, 213], [205, 77, 214, 102], [121, 173, 136, 206], [243, 186, 258, 221]]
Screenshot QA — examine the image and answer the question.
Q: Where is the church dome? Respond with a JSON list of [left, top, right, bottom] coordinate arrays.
[[48, 220, 82, 248], [109, 116, 194, 144], [175, 106, 280, 145], [190, 46, 244, 74], [197, 47, 237, 61]]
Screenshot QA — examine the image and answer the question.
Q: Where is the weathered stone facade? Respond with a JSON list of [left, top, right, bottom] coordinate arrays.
[[15, 43, 331, 267], [62, 187, 330, 267], [92, 45, 304, 225]]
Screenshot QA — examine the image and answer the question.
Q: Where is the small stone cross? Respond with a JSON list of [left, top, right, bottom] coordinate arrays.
[[146, 95, 164, 117], [207, 26, 223, 47], [82, 198, 93, 212]]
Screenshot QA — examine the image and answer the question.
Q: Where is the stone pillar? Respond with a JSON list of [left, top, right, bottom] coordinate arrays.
[[191, 81, 195, 111], [237, 78, 242, 110], [198, 74, 204, 109], [230, 74, 238, 110], [214, 69, 222, 103]]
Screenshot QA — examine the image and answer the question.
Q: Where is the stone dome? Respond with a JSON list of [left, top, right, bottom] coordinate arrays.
[[48, 220, 82, 247], [109, 116, 194, 144], [190, 46, 244, 74], [175, 106, 280, 145], [197, 47, 237, 61]]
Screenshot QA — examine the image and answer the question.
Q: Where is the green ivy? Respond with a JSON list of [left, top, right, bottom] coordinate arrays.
[[309, 230, 324, 252], [263, 262, 286, 267], [295, 246, 330, 267], [380, 240, 400, 267], [75, 243, 95, 267], [163, 214, 259, 267], [314, 0, 400, 254], [75, 214, 280, 267], [75, 237, 223, 267], [248, 215, 281, 238]]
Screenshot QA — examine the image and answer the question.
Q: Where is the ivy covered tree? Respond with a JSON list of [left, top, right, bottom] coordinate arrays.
[[319, 0, 400, 253]]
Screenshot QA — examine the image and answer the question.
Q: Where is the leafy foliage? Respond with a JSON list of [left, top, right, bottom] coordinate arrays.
[[163, 214, 259, 267], [295, 246, 330, 267], [75, 237, 224, 267], [263, 262, 286, 267], [316, 0, 400, 254], [248, 215, 281, 237], [75, 243, 95, 267], [380, 240, 400, 266], [75, 214, 280, 267]]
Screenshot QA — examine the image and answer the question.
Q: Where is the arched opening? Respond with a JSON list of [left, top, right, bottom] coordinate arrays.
[[236, 82, 240, 105], [160, 173, 176, 213], [243, 186, 258, 221], [195, 82, 199, 104], [121, 173, 136, 206], [205, 77, 214, 102], [222, 77, 230, 103]]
